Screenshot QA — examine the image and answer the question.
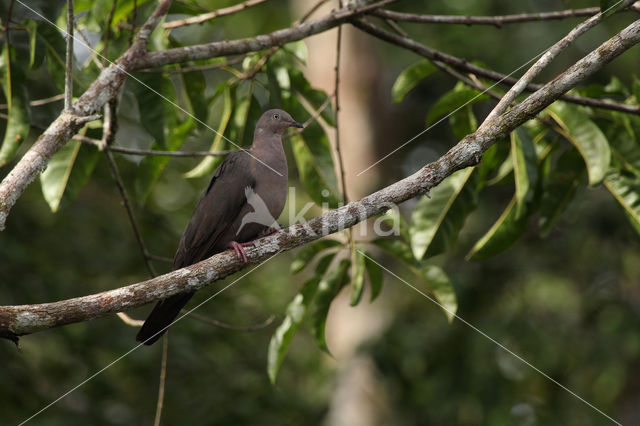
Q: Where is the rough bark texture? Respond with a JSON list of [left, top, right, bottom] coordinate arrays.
[[0, 0, 173, 230], [1, 3, 640, 341]]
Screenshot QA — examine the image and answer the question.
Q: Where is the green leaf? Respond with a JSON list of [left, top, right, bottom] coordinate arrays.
[[40, 129, 100, 213], [363, 252, 383, 302], [419, 265, 457, 322], [604, 170, 640, 235], [370, 239, 456, 320], [547, 102, 611, 186], [289, 68, 335, 126], [350, 248, 366, 306], [539, 150, 585, 236], [291, 131, 341, 208], [0, 45, 31, 167], [134, 75, 195, 201], [409, 169, 477, 260], [391, 59, 438, 103], [290, 239, 342, 274], [467, 197, 529, 260], [426, 86, 489, 126], [449, 105, 477, 140], [315, 253, 337, 276], [606, 114, 640, 177], [371, 237, 414, 265], [312, 259, 350, 353], [270, 65, 339, 206], [380, 207, 410, 243], [184, 86, 233, 179], [267, 276, 321, 384], [511, 127, 538, 217]]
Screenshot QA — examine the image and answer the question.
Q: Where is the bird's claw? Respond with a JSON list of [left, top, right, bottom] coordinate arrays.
[[228, 241, 253, 263]]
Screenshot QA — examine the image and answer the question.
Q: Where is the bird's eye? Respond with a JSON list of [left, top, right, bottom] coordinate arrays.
[[273, 113, 280, 120]]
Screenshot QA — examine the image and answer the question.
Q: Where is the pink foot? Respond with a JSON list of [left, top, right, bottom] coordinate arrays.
[[228, 241, 254, 263]]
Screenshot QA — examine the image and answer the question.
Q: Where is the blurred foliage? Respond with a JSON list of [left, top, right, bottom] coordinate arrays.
[[1, 0, 640, 425]]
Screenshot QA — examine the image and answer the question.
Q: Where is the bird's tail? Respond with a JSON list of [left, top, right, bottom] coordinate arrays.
[[136, 292, 194, 345]]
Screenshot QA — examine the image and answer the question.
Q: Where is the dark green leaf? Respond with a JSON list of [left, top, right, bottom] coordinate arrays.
[[184, 86, 233, 179], [511, 127, 538, 217], [290, 239, 342, 274], [363, 252, 383, 302], [350, 248, 366, 306], [380, 207, 410, 243], [0, 45, 31, 167], [289, 68, 335, 126], [391, 59, 438, 103], [539, 150, 585, 236], [40, 130, 100, 213], [449, 105, 477, 140], [426, 86, 488, 126], [312, 259, 350, 353], [547, 102, 611, 185], [267, 276, 321, 384], [467, 197, 529, 260], [371, 237, 414, 265], [418, 265, 457, 322], [291, 131, 341, 208], [604, 170, 640, 235], [409, 169, 477, 260]]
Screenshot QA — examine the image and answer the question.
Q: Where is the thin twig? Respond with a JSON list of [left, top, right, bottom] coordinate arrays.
[[153, 332, 169, 426], [372, 7, 627, 27], [187, 312, 276, 331], [0, 91, 63, 111], [164, 0, 269, 29], [102, 100, 157, 277], [128, 0, 137, 46], [102, 0, 118, 63], [139, 56, 244, 74], [333, 25, 347, 205], [353, 19, 640, 115], [479, 0, 636, 130], [74, 21, 104, 70], [75, 134, 237, 157], [64, 0, 74, 111], [297, 0, 331, 25], [283, 93, 333, 139]]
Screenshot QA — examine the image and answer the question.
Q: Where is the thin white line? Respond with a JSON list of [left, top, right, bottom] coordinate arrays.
[[14, 0, 283, 177], [356, 0, 625, 176], [18, 251, 283, 426], [357, 250, 622, 426]]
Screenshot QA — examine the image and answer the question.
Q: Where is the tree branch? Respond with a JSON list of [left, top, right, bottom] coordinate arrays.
[[353, 18, 640, 115], [132, 0, 399, 69], [0, 0, 173, 231], [164, 0, 269, 29], [371, 5, 640, 27], [480, 0, 636, 130], [2, 17, 639, 340]]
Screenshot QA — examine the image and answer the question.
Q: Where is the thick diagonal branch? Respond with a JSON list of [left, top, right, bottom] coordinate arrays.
[[2, 18, 639, 341], [0, 0, 173, 230], [353, 19, 640, 115]]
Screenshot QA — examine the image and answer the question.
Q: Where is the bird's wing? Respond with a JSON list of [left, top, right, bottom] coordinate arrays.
[[174, 150, 255, 268]]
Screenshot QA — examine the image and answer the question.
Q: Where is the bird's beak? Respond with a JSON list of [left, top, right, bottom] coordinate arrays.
[[289, 120, 304, 129]]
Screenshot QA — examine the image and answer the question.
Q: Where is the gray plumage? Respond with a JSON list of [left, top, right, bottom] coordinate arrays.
[[136, 109, 302, 345]]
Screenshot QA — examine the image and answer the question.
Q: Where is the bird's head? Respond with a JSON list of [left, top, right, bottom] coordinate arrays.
[[256, 109, 304, 136]]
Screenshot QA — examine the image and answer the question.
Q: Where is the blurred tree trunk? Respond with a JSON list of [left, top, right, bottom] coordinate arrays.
[[290, 1, 392, 424]]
